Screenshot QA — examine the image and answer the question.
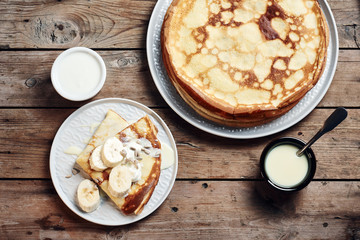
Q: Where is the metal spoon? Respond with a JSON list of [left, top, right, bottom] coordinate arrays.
[[296, 107, 348, 157]]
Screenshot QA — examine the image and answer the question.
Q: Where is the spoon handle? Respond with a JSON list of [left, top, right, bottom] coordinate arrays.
[[296, 107, 348, 156]]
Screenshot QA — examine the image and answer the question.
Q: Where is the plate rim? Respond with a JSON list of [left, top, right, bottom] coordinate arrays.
[[49, 97, 178, 226], [146, 0, 339, 139]]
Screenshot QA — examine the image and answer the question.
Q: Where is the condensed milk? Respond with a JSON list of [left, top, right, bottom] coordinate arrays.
[[51, 47, 106, 101], [265, 144, 309, 188], [161, 142, 175, 170], [260, 137, 316, 191], [57, 52, 101, 96]]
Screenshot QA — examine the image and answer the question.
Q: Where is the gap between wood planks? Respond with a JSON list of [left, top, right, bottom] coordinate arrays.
[[0, 48, 145, 51], [0, 106, 359, 109], [0, 47, 359, 51], [1, 178, 359, 181]]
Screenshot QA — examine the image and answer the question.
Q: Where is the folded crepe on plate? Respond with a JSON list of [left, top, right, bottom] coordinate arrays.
[[76, 110, 161, 215]]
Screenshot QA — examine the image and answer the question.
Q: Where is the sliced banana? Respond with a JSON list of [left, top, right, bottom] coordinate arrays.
[[89, 145, 108, 171], [101, 137, 125, 167], [77, 179, 100, 213], [108, 165, 133, 198]]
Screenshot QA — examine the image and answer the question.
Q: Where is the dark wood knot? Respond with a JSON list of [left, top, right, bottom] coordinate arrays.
[[25, 78, 38, 88], [117, 54, 140, 68], [32, 17, 79, 45]]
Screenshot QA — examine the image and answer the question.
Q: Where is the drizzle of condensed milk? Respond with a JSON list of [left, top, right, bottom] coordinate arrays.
[[161, 143, 175, 170], [80, 122, 100, 133], [64, 146, 83, 156], [265, 144, 309, 188]]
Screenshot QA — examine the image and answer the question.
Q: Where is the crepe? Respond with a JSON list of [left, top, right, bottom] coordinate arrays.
[[76, 110, 161, 215], [161, 0, 329, 126], [76, 110, 129, 176]]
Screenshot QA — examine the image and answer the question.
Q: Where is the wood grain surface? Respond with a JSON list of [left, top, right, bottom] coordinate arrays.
[[0, 50, 359, 107], [0, 0, 359, 239], [0, 108, 359, 179], [0, 0, 359, 49], [1, 181, 359, 239]]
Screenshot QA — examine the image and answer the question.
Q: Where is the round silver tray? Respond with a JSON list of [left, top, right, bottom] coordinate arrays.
[[146, 0, 338, 139]]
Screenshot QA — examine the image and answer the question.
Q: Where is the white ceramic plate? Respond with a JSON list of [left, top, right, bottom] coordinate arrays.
[[146, 0, 338, 139], [50, 98, 178, 226]]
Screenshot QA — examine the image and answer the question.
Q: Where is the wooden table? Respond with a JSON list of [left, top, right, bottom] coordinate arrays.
[[0, 0, 359, 239]]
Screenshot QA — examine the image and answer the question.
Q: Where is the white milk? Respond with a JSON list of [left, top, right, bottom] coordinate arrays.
[[57, 51, 102, 96], [265, 144, 309, 188]]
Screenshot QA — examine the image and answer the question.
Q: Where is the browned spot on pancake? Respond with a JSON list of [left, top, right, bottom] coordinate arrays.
[[239, 71, 258, 87], [102, 170, 109, 182], [270, 56, 292, 85], [193, 26, 208, 43], [208, 13, 221, 26], [259, 15, 280, 40], [267, 2, 286, 19], [259, 3, 286, 40]]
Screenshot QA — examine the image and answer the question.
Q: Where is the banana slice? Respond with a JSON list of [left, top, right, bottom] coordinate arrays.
[[77, 179, 100, 212], [108, 165, 133, 198], [89, 145, 108, 171], [101, 137, 125, 167]]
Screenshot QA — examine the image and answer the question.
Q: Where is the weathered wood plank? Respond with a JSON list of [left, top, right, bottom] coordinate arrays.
[[0, 50, 167, 108], [0, 0, 156, 49], [319, 49, 360, 107], [329, 0, 360, 48], [0, 180, 359, 239], [0, 108, 359, 179], [0, 0, 359, 49], [0, 50, 359, 108]]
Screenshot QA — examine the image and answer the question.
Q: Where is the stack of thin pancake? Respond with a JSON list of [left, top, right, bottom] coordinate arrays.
[[161, 0, 329, 127]]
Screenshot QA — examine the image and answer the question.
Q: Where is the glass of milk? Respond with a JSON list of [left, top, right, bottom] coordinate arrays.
[[51, 47, 106, 101], [260, 137, 316, 192]]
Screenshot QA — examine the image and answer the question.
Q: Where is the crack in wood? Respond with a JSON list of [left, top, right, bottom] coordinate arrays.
[[345, 24, 360, 48], [0, 44, 10, 49], [34, 213, 65, 231], [352, 24, 359, 48], [177, 142, 199, 148]]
